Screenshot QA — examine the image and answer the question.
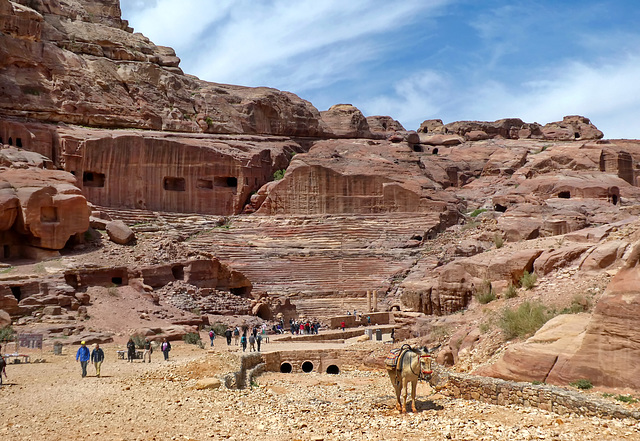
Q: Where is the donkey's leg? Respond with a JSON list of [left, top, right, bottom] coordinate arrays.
[[401, 377, 410, 413], [388, 370, 402, 411], [410, 379, 418, 412]]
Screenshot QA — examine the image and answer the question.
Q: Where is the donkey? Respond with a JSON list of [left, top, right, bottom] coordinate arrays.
[[386, 345, 433, 413]]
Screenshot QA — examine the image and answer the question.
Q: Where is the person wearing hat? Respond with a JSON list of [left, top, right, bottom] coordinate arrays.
[[76, 341, 90, 378], [91, 343, 105, 377]]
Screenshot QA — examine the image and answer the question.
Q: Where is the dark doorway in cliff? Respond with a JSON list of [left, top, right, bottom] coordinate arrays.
[[432, 148, 439, 155], [494, 204, 507, 213], [8, 137, 12, 146], [214, 176, 237, 189], [301, 361, 314, 373], [83, 171, 105, 188], [326, 365, 340, 375], [0, 137, 3, 144], [111, 277, 123, 286], [164, 177, 186, 192], [574, 132, 580, 139], [10, 286, 21, 301], [172, 265, 184, 280], [15, 138, 22, 148], [230, 286, 250, 296], [255, 303, 271, 320], [411, 144, 423, 152], [41, 207, 58, 223], [280, 362, 292, 373], [612, 194, 619, 205], [558, 191, 571, 199], [197, 179, 213, 189], [65, 273, 79, 289], [3, 245, 9, 258]]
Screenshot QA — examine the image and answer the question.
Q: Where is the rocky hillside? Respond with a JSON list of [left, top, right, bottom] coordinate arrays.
[[1, 0, 640, 396]]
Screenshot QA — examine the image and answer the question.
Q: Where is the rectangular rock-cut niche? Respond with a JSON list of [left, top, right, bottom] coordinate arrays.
[[164, 177, 186, 192], [196, 179, 214, 190], [213, 176, 238, 189], [83, 171, 105, 188], [41, 206, 58, 223]]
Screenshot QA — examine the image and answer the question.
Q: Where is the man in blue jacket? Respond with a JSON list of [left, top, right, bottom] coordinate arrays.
[[76, 341, 90, 377], [91, 343, 105, 378]]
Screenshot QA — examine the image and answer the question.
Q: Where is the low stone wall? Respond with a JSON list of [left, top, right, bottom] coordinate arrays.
[[330, 312, 390, 329], [430, 365, 640, 420]]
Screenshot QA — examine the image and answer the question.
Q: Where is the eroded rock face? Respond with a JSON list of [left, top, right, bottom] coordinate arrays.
[[253, 139, 461, 217], [320, 104, 375, 139], [0, 0, 329, 137]]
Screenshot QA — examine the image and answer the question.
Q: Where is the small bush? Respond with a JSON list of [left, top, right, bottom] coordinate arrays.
[[131, 334, 147, 349], [498, 301, 554, 340], [531, 380, 544, 385], [519, 271, 537, 290], [0, 326, 15, 342], [470, 208, 487, 218], [569, 379, 593, 390], [205, 116, 213, 126], [493, 234, 504, 249], [615, 394, 637, 403], [479, 322, 492, 334], [210, 323, 227, 336], [504, 283, 518, 299], [273, 169, 285, 180], [183, 332, 202, 346], [462, 221, 480, 231], [475, 280, 496, 304]]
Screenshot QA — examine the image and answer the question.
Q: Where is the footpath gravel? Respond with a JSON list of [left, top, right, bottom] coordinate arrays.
[[1, 341, 639, 441]]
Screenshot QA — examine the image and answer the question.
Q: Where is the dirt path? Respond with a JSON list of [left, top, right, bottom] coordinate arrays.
[[1, 340, 639, 441]]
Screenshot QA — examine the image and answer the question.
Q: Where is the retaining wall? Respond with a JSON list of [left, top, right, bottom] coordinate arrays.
[[430, 365, 640, 420]]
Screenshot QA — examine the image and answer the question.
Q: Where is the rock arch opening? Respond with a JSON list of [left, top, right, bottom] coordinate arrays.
[[326, 365, 340, 375], [172, 265, 184, 280], [301, 361, 314, 373], [432, 148, 439, 155], [612, 194, 619, 205], [280, 362, 292, 373]]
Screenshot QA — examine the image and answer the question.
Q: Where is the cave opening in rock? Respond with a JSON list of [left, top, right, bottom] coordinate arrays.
[[111, 277, 123, 285], [3, 245, 9, 258], [10, 286, 21, 301], [230, 286, 250, 296], [558, 191, 571, 199], [172, 265, 184, 280], [612, 194, 619, 205], [163, 177, 186, 192], [83, 171, 105, 188], [494, 204, 507, 212], [8, 137, 12, 146], [41, 206, 58, 223], [412, 144, 422, 152], [196, 179, 213, 189], [432, 148, 439, 155], [15, 138, 22, 148], [574, 132, 580, 139]]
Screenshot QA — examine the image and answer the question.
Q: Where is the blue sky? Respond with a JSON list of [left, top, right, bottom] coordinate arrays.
[[120, 0, 640, 138]]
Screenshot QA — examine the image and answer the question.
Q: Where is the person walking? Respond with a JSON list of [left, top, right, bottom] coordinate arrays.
[[225, 328, 232, 346], [127, 338, 136, 362], [240, 333, 247, 352], [233, 327, 240, 346], [209, 329, 216, 347], [76, 341, 90, 378], [248, 334, 256, 352], [341, 321, 346, 332], [91, 343, 105, 377], [0, 354, 7, 386], [161, 338, 171, 361], [143, 339, 152, 363], [256, 334, 262, 352]]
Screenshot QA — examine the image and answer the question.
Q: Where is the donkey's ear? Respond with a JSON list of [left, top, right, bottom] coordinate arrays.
[[429, 344, 441, 353]]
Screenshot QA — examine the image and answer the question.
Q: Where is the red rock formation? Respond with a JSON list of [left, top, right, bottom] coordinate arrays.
[[320, 104, 375, 139], [254, 139, 460, 217]]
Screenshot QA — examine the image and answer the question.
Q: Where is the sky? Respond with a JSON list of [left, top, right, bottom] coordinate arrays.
[[119, 0, 640, 139]]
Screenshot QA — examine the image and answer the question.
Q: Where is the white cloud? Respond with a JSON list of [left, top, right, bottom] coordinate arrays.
[[363, 55, 640, 138]]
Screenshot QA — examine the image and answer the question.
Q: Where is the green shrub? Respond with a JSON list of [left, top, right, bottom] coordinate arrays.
[[498, 301, 554, 340], [479, 322, 491, 334], [205, 116, 213, 126], [569, 379, 593, 390], [493, 234, 504, 249], [210, 323, 227, 336], [519, 271, 537, 290], [0, 326, 15, 342], [504, 283, 518, 299], [531, 380, 544, 385], [615, 394, 637, 403], [475, 280, 496, 304], [183, 332, 202, 346], [462, 221, 480, 231], [470, 208, 487, 217], [273, 169, 285, 180], [131, 334, 147, 349]]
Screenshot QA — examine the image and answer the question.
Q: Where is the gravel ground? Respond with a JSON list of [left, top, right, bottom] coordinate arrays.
[[1, 341, 639, 441]]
